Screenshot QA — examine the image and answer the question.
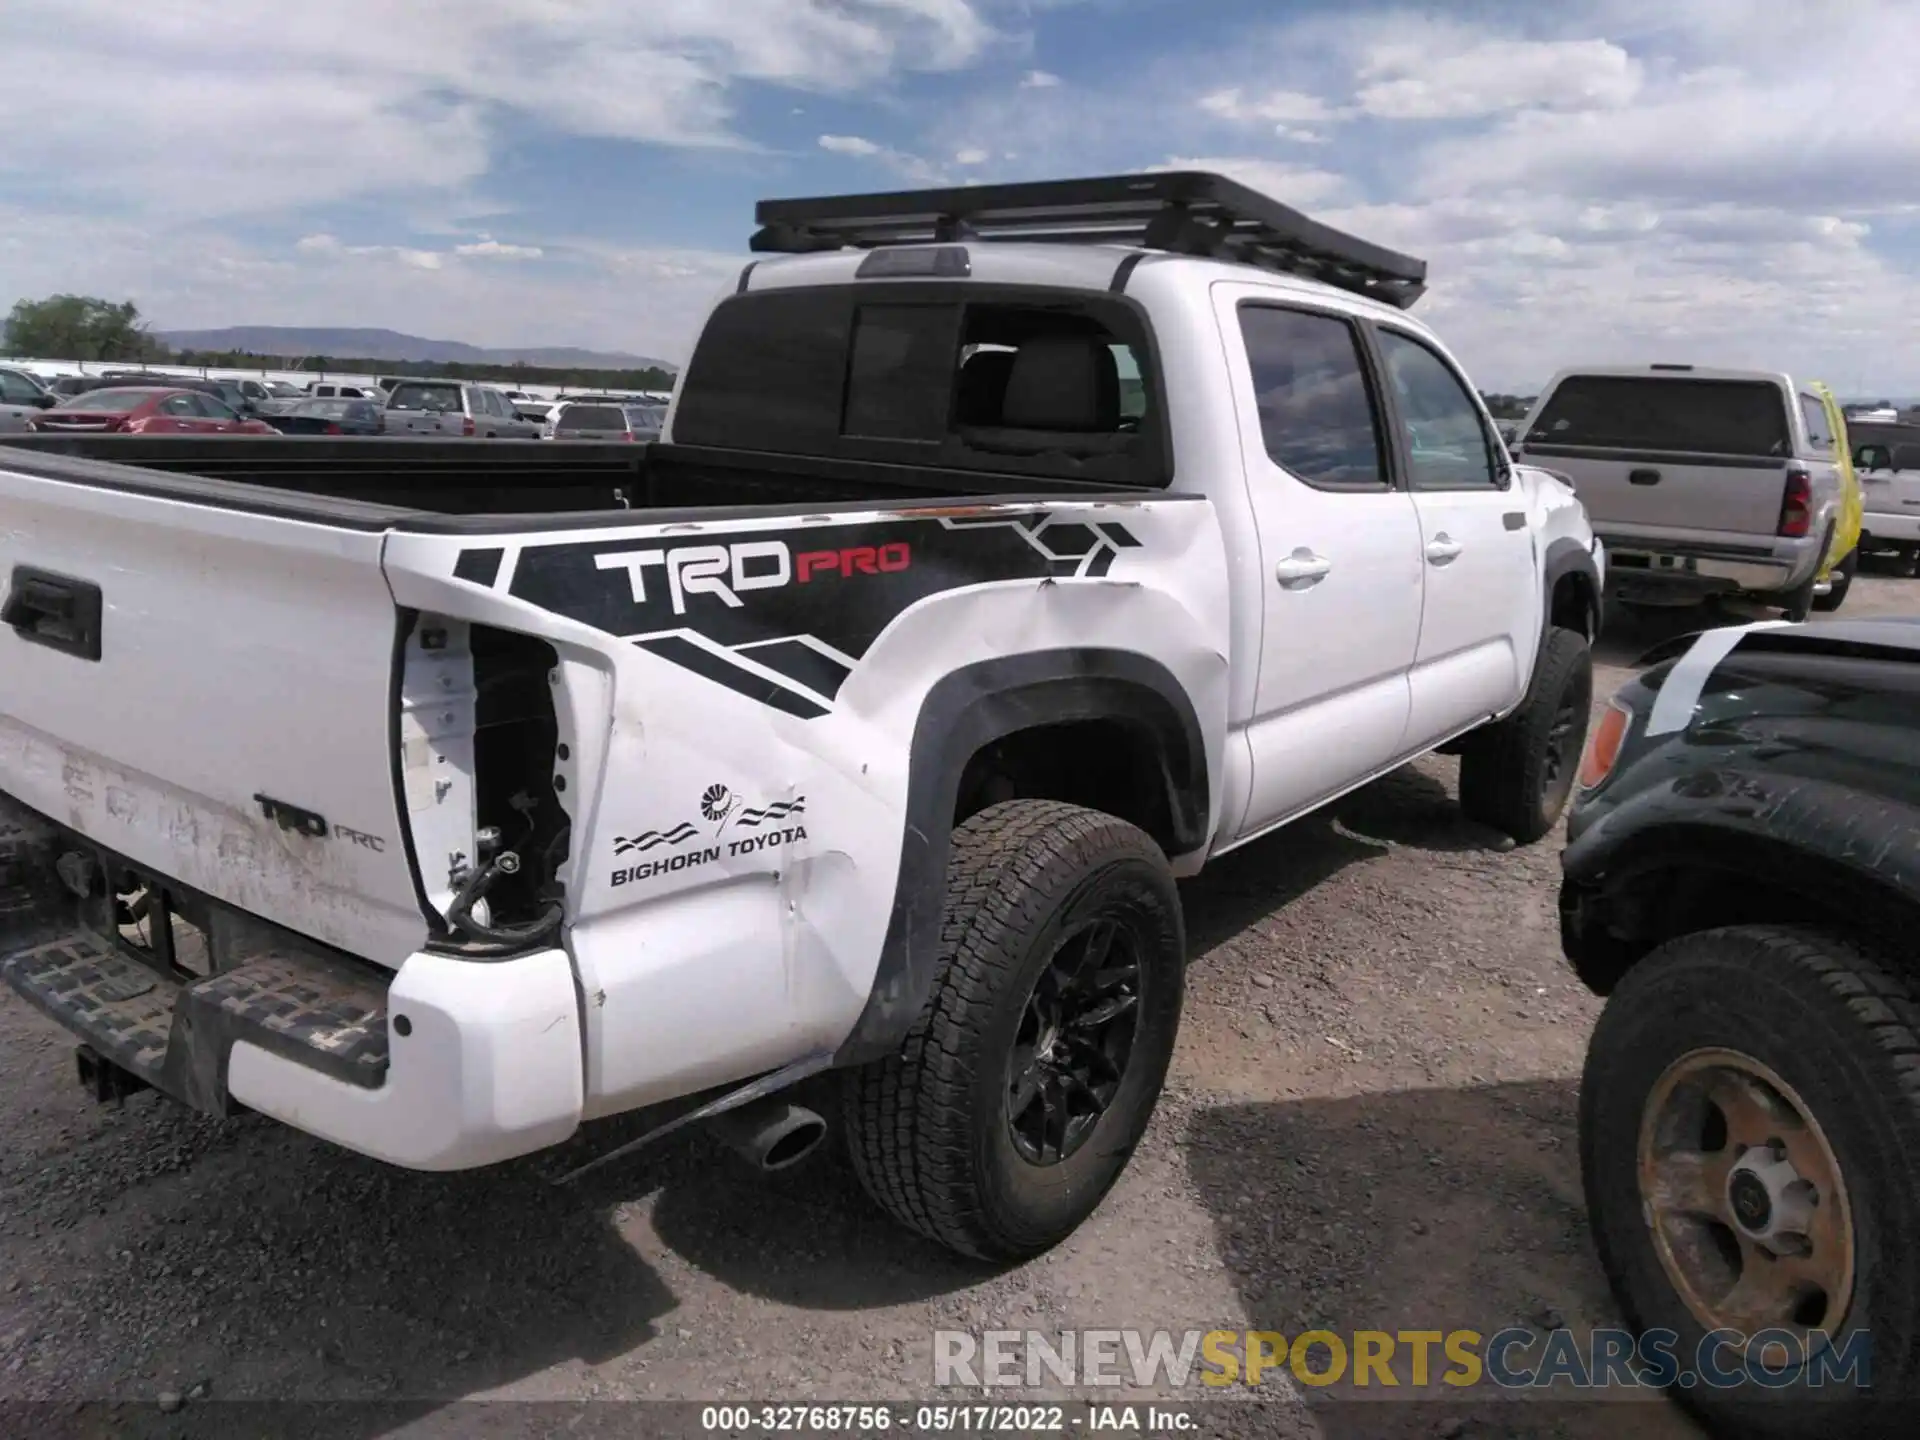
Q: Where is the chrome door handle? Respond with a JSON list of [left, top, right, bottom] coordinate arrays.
[[1274, 549, 1332, 588], [1425, 534, 1463, 565]]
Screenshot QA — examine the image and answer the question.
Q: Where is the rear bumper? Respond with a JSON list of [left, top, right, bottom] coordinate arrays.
[[1596, 531, 1819, 600], [0, 799, 582, 1172], [226, 947, 582, 1171]]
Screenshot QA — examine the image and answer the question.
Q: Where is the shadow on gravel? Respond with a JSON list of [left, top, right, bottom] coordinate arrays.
[[1178, 809, 1388, 960], [645, 1075, 1000, 1308], [1182, 1080, 1705, 1440], [1325, 765, 1511, 856], [2, 1068, 993, 1439]]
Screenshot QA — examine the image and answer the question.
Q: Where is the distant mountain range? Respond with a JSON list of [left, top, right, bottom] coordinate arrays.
[[157, 326, 674, 372]]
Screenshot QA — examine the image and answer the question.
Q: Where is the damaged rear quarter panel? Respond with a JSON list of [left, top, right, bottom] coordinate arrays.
[[381, 496, 1230, 1114]]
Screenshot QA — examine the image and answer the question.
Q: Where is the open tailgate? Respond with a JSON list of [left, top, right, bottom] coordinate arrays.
[[0, 456, 428, 964]]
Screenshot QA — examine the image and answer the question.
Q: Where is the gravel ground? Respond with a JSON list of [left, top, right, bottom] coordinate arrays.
[[3, 571, 1915, 1438]]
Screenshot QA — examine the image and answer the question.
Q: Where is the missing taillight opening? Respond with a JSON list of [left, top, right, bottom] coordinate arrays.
[[398, 615, 572, 955], [1579, 700, 1633, 790]]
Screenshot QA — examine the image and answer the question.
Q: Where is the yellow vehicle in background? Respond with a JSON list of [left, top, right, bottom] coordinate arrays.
[[1811, 379, 1863, 611]]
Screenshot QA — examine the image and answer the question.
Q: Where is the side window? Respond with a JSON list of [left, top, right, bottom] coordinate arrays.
[[1375, 330, 1498, 489], [0, 371, 42, 403], [160, 393, 199, 416], [1237, 305, 1387, 490], [200, 395, 238, 421], [1800, 395, 1833, 454]]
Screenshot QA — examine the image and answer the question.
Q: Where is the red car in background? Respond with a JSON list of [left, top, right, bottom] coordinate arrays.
[[30, 386, 278, 435]]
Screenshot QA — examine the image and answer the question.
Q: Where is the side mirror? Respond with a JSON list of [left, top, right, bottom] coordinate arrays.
[[1857, 445, 1892, 472], [33, 393, 56, 409]]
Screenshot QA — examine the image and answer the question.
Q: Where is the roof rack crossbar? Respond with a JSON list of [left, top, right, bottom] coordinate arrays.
[[749, 171, 1428, 308]]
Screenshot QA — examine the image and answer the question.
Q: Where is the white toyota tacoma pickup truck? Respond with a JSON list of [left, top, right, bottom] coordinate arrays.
[[0, 173, 1601, 1261]]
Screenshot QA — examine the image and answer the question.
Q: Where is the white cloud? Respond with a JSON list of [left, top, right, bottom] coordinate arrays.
[[1153, 157, 1352, 208], [0, 1, 1003, 224], [455, 239, 545, 260], [1316, 190, 1920, 392], [1355, 35, 1642, 120], [954, 146, 991, 165], [819, 133, 948, 182], [1198, 87, 1333, 125], [1020, 69, 1063, 88], [1198, 86, 1335, 142]]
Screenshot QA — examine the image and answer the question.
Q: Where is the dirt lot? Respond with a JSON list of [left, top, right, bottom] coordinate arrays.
[[3, 572, 1915, 1438]]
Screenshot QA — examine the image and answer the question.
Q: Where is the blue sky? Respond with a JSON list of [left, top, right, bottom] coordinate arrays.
[[4, 0, 1918, 392]]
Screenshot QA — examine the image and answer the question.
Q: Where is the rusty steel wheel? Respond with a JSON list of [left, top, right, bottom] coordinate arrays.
[[1583, 925, 1920, 1440], [1638, 1047, 1855, 1367]]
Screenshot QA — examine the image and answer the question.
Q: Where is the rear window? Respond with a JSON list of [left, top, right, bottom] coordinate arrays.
[[556, 405, 624, 431], [1528, 376, 1790, 457], [387, 382, 464, 412], [671, 283, 1167, 488], [53, 388, 150, 412]]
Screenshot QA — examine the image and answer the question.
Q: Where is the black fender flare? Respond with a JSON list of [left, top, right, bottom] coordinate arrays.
[[1542, 535, 1603, 649], [1560, 775, 1920, 990], [832, 648, 1209, 1067]]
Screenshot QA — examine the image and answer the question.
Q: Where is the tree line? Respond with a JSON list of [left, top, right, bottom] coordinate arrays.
[[4, 294, 674, 392]]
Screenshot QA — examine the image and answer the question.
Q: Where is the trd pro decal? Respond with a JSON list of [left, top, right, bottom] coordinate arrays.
[[610, 785, 810, 887], [486, 513, 1140, 717]]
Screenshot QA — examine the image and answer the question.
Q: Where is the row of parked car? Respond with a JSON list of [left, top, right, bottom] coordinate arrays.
[[1502, 365, 1920, 619], [0, 365, 668, 442]]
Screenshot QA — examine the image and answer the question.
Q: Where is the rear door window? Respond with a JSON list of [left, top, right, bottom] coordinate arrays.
[[1529, 376, 1791, 457], [1237, 305, 1387, 490]]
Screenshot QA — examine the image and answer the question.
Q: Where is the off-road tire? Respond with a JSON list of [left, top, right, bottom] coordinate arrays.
[[1581, 926, 1920, 1440], [1812, 547, 1856, 612], [841, 800, 1184, 1261], [1458, 625, 1592, 844]]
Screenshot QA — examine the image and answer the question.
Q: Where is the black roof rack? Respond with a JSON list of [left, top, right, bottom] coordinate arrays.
[[750, 170, 1427, 309]]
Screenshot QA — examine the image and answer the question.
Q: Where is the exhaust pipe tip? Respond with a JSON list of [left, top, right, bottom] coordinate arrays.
[[707, 1096, 828, 1173]]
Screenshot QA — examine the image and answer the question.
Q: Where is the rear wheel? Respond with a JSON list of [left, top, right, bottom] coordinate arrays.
[[1812, 547, 1856, 613], [1458, 625, 1592, 844], [841, 800, 1185, 1261]]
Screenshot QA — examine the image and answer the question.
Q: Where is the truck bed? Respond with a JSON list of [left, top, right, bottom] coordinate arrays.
[[0, 434, 1133, 530]]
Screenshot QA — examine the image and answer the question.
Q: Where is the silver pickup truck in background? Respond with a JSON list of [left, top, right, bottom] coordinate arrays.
[[1515, 365, 1843, 620], [382, 379, 541, 439]]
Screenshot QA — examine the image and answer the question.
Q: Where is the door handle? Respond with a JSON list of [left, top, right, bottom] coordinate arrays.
[[1424, 535, 1463, 565], [1274, 549, 1332, 588], [1629, 468, 1662, 486], [3, 565, 103, 661]]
